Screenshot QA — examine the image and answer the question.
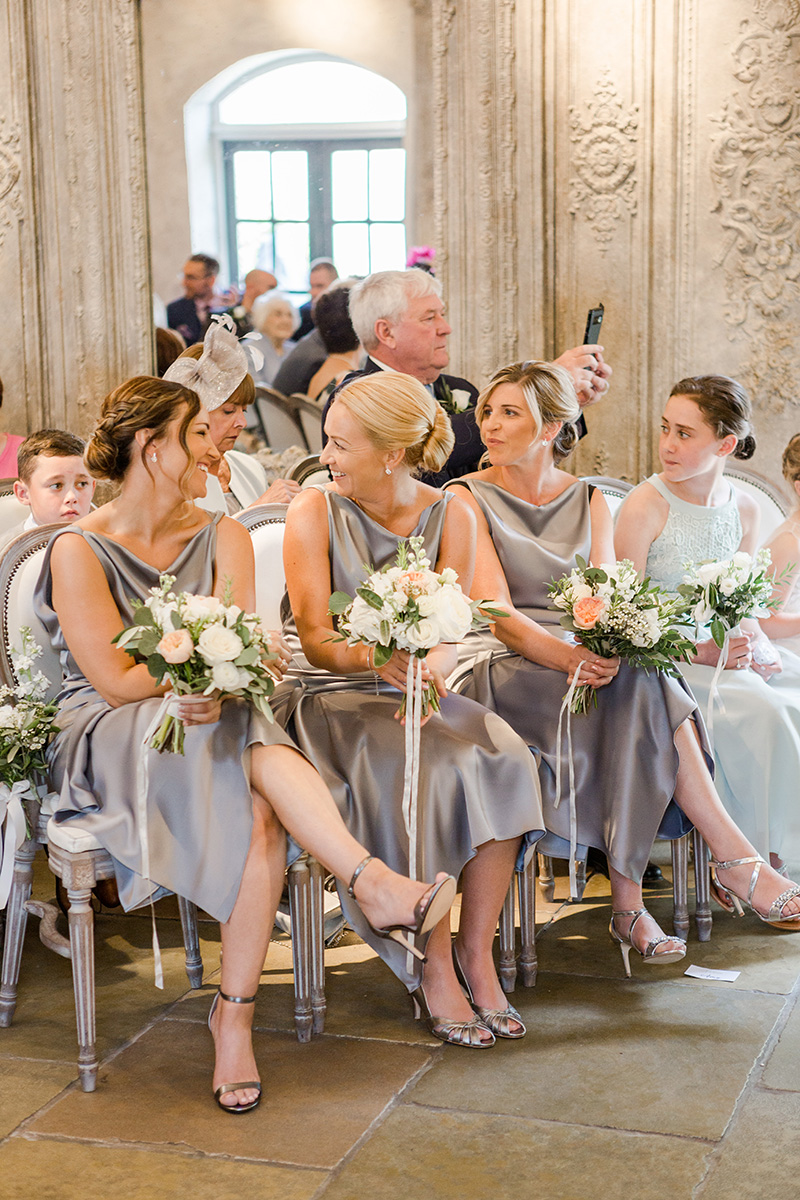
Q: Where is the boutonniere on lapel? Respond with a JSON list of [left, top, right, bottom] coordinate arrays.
[[436, 379, 472, 414]]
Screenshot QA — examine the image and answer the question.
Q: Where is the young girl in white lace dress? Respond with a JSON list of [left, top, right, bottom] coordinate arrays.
[[616, 376, 800, 880], [759, 434, 800, 658]]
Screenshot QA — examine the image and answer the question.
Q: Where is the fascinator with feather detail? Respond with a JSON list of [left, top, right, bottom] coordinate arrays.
[[163, 314, 262, 411]]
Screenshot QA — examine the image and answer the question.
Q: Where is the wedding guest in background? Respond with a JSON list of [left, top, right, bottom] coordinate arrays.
[[248, 294, 300, 386], [155, 327, 186, 377], [326, 268, 612, 487], [0, 373, 25, 479], [1, 430, 95, 549], [167, 254, 237, 345], [450, 361, 800, 968], [36, 372, 456, 1113], [758, 433, 800, 657], [278, 371, 544, 1047], [616, 375, 800, 878], [165, 322, 300, 511], [307, 278, 362, 401], [292, 257, 339, 342], [272, 278, 350, 398]]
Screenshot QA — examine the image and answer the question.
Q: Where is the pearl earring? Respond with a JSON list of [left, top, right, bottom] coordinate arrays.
[[385, 466, 392, 476], [541, 440, 548, 448], [149, 453, 157, 462]]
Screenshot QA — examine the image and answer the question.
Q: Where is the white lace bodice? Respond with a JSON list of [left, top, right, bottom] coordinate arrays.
[[642, 474, 743, 593]]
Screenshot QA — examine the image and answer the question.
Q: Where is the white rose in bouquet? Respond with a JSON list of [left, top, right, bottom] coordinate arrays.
[[183, 594, 225, 624], [197, 625, 244, 665], [210, 661, 251, 691], [348, 595, 385, 643], [434, 587, 474, 641], [402, 618, 440, 650]]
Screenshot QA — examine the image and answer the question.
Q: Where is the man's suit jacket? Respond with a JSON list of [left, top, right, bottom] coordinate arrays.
[[322, 357, 482, 488], [166, 296, 204, 345]]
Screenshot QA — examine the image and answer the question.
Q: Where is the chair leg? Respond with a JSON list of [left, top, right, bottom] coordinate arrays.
[[287, 856, 313, 1043], [497, 881, 517, 994], [308, 857, 327, 1035], [0, 834, 37, 1027], [517, 856, 538, 987], [538, 853, 555, 902], [177, 896, 204, 988], [66, 882, 99, 1092], [693, 829, 713, 942], [672, 836, 690, 941]]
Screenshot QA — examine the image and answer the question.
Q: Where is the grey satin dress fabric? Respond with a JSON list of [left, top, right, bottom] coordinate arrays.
[[274, 487, 544, 989], [35, 518, 298, 923], [448, 479, 704, 884]]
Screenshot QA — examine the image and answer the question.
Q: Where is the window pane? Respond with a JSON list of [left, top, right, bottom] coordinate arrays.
[[333, 223, 370, 277], [369, 224, 407, 273], [233, 151, 272, 221], [236, 222, 274, 278], [272, 151, 309, 221], [332, 150, 368, 222], [369, 149, 405, 221], [219, 61, 407, 126], [274, 223, 310, 292]]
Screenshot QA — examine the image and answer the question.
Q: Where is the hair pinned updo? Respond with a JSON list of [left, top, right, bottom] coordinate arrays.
[[476, 360, 581, 464], [668, 375, 756, 460], [332, 372, 455, 475], [85, 375, 201, 488], [782, 433, 800, 490]]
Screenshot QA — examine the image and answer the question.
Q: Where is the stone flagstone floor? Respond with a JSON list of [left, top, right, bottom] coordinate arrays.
[[1, 852, 799, 1200]]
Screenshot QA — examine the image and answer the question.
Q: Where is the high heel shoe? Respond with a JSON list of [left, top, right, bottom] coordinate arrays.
[[451, 942, 526, 1039], [609, 909, 687, 978], [208, 990, 262, 1114], [710, 856, 800, 930], [347, 856, 457, 962], [410, 981, 495, 1048]]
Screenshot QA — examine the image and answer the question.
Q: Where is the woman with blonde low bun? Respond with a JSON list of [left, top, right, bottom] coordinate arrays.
[[279, 371, 544, 1046], [34, 374, 459, 1111]]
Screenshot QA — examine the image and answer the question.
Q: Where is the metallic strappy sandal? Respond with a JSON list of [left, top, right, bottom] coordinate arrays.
[[208, 990, 262, 1113], [710, 856, 800, 931], [609, 908, 687, 978], [347, 855, 457, 962], [410, 981, 495, 1048], [451, 942, 526, 1039]]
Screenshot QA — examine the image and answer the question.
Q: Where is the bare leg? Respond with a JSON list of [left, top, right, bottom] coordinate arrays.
[[673, 722, 800, 919], [210, 791, 285, 1110], [249, 744, 451, 933], [452, 838, 523, 1031], [608, 868, 685, 955]]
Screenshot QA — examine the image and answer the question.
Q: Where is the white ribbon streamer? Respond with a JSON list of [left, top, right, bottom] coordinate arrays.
[[401, 655, 424, 975], [0, 781, 32, 910], [136, 694, 173, 989], [704, 623, 738, 758], [554, 661, 584, 901]]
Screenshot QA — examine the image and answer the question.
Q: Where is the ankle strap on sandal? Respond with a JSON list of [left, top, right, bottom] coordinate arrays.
[[710, 855, 763, 871], [218, 990, 257, 1004], [347, 854, 374, 898]]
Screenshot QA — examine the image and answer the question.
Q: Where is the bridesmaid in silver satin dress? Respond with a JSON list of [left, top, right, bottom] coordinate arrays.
[[280, 371, 544, 1046], [448, 361, 800, 972], [37, 375, 457, 1112]]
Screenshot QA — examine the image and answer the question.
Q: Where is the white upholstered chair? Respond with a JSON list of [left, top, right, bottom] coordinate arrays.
[[0, 479, 29, 541], [723, 464, 790, 545], [289, 454, 330, 489], [0, 526, 203, 1091]]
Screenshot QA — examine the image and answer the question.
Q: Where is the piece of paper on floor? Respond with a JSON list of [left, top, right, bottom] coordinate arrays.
[[685, 964, 740, 982]]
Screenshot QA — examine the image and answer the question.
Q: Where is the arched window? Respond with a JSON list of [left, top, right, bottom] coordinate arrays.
[[213, 53, 407, 301]]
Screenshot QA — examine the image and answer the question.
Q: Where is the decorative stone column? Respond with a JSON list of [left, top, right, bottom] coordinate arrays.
[[0, 0, 152, 440]]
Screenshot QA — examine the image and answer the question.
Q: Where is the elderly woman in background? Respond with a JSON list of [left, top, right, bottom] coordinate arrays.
[[0, 373, 25, 478], [307, 279, 363, 401], [248, 293, 300, 387]]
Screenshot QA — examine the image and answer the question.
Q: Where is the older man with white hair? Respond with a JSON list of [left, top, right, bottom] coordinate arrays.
[[324, 269, 610, 487]]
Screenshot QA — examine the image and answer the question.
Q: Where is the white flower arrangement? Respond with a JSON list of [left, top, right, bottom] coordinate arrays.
[[549, 557, 694, 714], [328, 536, 505, 717], [0, 628, 58, 789], [113, 574, 277, 753], [677, 549, 778, 647]]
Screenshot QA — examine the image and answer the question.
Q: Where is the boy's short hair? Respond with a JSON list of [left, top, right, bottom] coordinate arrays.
[[17, 429, 87, 484]]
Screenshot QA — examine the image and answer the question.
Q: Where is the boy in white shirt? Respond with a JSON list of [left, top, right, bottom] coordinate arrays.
[[2, 430, 95, 548]]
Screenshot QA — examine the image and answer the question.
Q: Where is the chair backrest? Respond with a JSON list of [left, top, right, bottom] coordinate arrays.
[[234, 504, 287, 628], [289, 454, 330, 489], [254, 387, 306, 454], [291, 396, 323, 454], [581, 474, 633, 517], [0, 478, 29, 538], [0, 526, 62, 699], [723, 466, 790, 545]]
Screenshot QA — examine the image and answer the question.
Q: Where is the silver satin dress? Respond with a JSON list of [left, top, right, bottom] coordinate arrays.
[[35, 518, 298, 923], [448, 479, 706, 884], [274, 488, 544, 988]]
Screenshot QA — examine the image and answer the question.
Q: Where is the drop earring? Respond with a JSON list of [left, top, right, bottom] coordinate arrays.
[[149, 453, 157, 462], [385, 466, 392, 476]]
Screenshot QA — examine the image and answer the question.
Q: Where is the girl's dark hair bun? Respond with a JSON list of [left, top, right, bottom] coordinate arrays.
[[734, 433, 756, 461]]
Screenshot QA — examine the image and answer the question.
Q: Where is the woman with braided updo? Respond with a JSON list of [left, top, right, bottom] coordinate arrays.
[[34, 375, 457, 1111], [279, 371, 544, 1047]]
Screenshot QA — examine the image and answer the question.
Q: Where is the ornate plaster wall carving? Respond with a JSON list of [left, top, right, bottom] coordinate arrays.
[[0, 116, 22, 250], [710, 0, 800, 414], [568, 68, 639, 252]]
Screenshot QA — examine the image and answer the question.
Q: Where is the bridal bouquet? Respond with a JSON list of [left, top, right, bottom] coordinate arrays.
[[328, 535, 505, 717], [677, 549, 777, 647], [113, 574, 276, 754], [549, 557, 694, 714]]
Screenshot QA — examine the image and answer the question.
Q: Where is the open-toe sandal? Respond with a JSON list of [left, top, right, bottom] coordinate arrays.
[[451, 942, 526, 1039], [710, 856, 800, 931], [208, 989, 262, 1114], [347, 855, 456, 963], [609, 908, 686, 978]]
